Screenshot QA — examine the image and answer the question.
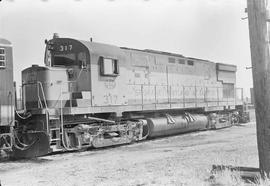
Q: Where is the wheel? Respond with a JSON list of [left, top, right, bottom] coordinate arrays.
[[232, 114, 240, 125]]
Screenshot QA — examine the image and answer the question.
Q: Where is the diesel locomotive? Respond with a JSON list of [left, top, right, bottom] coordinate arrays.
[[0, 34, 249, 158]]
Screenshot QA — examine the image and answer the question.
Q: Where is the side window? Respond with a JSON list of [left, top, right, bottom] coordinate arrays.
[[178, 58, 185, 64], [0, 48, 6, 68], [100, 57, 119, 76], [187, 60, 194, 66]]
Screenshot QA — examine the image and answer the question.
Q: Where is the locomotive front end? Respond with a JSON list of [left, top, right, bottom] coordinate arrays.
[[22, 36, 91, 111], [16, 34, 145, 157], [15, 36, 94, 158]]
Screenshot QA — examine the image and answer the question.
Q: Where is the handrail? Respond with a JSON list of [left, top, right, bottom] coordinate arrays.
[[36, 81, 49, 134], [134, 84, 243, 107], [21, 81, 244, 110], [37, 81, 48, 109], [21, 81, 49, 110], [36, 83, 42, 108], [8, 91, 13, 125], [22, 85, 26, 110], [59, 83, 76, 151]]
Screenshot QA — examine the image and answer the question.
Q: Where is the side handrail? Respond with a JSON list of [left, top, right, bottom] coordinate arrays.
[[8, 91, 13, 125], [22, 84, 26, 110], [136, 84, 242, 107], [37, 81, 48, 109], [36, 81, 49, 134], [36, 83, 43, 108], [59, 83, 76, 151]]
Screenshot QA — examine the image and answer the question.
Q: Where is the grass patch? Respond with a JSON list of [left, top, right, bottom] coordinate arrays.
[[209, 167, 270, 186]]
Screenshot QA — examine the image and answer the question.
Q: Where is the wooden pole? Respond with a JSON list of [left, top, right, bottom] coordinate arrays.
[[247, 0, 270, 176]]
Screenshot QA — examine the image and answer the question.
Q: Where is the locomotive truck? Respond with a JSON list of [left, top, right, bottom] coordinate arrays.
[[0, 34, 249, 158]]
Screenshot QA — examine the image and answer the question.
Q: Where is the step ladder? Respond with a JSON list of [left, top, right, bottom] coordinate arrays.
[[48, 114, 62, 149]]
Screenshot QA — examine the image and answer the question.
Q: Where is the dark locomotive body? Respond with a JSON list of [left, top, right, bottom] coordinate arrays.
[[0, 38, 14, 153], [14, 34, 248, 157]]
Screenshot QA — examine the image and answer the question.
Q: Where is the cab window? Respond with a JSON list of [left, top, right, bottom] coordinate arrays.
[[45, 41, 89, 68], [100, 57, 119, 76], [53, 53, 77, 67], [0, 48, 6, 68]]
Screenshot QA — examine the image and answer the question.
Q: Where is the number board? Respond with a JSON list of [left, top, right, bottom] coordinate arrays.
[[55, 43, 73, 52]]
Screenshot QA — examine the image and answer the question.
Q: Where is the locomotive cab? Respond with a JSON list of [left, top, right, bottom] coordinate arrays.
[[23, 34, 127, 111], [45, 36, 89, 70], [45, 36, 91, 86]]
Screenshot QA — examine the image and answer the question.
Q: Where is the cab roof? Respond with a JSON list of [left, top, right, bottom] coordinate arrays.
[[79, 39, 124, 59]]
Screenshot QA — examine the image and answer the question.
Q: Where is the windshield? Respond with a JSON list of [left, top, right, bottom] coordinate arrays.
[[53, 53, 77, 67]]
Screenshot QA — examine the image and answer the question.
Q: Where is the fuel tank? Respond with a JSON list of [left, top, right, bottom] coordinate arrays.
[[146, 114, 208, 138]]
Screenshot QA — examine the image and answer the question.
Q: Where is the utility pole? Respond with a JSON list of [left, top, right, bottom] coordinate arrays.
[[247, 0, 270, 176]]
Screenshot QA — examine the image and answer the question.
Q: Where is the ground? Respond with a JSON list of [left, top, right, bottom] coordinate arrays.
[[0, 112, 258, 186]]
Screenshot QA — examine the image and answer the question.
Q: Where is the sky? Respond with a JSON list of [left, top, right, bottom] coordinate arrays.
[[0, 0, 252, 97]]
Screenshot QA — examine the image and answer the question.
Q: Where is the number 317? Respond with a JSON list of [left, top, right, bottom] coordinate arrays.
[[60, 45, 72, 51]]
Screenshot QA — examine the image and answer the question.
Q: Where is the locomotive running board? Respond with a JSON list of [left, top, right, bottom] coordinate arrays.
[[12, 132, 50, 159]]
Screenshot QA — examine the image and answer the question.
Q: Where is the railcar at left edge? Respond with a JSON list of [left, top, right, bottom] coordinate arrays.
[[0, 38, 14, 156]]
